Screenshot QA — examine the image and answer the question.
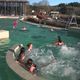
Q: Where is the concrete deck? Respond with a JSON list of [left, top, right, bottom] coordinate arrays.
[[6, 44, 46, 80]]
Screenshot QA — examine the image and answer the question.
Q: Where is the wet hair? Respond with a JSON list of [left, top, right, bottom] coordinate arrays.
[[20, 47, 25, 53], [25, 58, 33, 67], [27, 58, 33, 63], [27, 43, 32, 48], [58, 36, 62, 42], [19, 47, 25, 55]]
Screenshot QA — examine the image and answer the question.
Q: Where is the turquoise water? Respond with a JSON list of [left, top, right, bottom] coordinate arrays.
[[0, 19, 80, 80]]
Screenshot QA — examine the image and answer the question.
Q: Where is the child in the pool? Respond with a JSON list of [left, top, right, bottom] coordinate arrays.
[[25, 58, 37, 74], [55, 36, 64, 46], [13, 20, 18, 29], [29, 63, 37, 73]]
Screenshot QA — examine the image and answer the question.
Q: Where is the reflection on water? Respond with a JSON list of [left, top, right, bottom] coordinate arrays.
[[0, 39, 10, 59], [0, 39, 10, 46]]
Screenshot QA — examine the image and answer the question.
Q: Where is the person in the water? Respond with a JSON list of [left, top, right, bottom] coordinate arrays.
[[29, 63, 37, 73], [25, 58, 33, 70], [55, 36, 64, 46], [21, 27, 27, 31], [27, 43, 33, 53], [13, 20, 18, 29], [25, 58, 37, 74], [17, 47, 25, 64]]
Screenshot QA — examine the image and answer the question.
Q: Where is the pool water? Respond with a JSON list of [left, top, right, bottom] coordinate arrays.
[[0, 19, 80, 80]]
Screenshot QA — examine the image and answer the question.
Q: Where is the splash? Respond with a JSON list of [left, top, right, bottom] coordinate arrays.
[[77, 42, 80, 45], [60, 45, 78, 56], [76, 42, 80, 49], [62, 66, 77, 80], [29, 48, 55, 66], [41, 59, 78, 80], [26, 46, 80, 80]]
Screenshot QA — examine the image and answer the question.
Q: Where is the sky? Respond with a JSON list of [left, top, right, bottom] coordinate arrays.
[[28, 0, 80, 6]]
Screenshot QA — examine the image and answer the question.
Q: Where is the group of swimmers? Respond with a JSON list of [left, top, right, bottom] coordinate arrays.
[[12, 18, 65, 75], [16, 43, 37, 74], [16, 34, 64, 74], [13, 19, 64, 68]]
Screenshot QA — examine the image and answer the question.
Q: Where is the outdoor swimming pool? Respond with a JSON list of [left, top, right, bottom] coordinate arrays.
[[0, 18, 80, 80]]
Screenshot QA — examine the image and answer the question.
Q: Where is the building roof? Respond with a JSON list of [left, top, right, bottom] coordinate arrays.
[[0, 0, 28, 2]]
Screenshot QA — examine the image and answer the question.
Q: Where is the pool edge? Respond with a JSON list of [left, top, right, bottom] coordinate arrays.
[[6, 44, 46, 80]]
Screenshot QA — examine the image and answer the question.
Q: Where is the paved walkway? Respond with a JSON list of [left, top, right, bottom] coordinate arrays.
[[0, 16, 19, 19]]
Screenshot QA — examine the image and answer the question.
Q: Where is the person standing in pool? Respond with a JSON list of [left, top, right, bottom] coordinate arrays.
[[24, 43, 33, 61], [55, 36, 64, 46], [27, 43, 33, 53], [17, 47, 25, 64], [13, 20, 18, 29]]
